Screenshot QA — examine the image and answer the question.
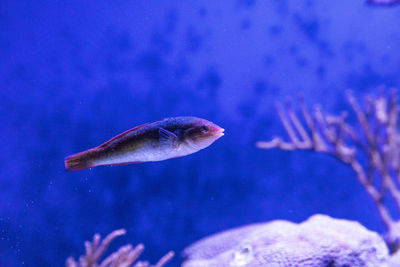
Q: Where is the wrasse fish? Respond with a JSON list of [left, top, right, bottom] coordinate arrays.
[[64, 116, 224, 171]]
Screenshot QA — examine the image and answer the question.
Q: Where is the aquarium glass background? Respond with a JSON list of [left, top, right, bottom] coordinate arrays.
[[1, 0, 400, 265]]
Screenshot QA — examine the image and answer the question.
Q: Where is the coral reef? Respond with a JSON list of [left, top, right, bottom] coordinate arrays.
[[257, 90, 400, 253], [182, 214, 389, 267], [66, 229, 174, 267]]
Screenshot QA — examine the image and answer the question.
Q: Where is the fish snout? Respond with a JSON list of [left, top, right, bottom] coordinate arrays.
[[209, 123, 225, 138]]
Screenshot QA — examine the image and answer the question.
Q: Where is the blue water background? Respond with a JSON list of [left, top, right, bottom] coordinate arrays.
[[1, 0, 400, 265]]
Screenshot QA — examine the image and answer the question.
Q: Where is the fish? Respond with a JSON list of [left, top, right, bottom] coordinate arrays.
[[64, 116, 224, 171]]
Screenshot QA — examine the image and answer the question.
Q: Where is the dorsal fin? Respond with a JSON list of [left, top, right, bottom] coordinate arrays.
[[96, 123, 148, 149]]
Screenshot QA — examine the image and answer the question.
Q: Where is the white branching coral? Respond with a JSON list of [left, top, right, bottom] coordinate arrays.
[[66, 229, 174, 267], [257, 90, 400, 253]]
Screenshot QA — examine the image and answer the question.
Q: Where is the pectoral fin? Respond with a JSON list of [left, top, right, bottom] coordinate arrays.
[[159, 128, 178, 146]]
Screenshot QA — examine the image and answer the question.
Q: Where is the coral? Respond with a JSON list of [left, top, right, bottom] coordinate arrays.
[[65, 229, 174, 267], [256, 90, 400, 253], [366, 0, 400, 6], [182, 214, 389, 267], [388, 250, 400, 266]]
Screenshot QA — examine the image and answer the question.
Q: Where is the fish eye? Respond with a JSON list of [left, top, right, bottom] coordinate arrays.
[[201, 125, 208, 132]]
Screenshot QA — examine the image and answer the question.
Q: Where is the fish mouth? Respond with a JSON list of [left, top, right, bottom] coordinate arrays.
[[215, 127, 225, 138], [200, 127, 224, 139]]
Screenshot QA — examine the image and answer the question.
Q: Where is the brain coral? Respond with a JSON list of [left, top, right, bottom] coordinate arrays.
[[182, 214, 389, 267]]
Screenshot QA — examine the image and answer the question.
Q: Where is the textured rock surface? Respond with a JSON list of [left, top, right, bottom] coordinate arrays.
[[388, 251, 400, 267], [182, 214, 389, 267]]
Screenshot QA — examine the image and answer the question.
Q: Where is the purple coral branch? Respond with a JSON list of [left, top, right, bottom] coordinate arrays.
[[66, 229, 174, 267], [366, 0, 400, 6], [257, 90, 400, 253]]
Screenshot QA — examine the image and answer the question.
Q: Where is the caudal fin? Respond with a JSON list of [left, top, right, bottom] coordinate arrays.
[[64, 150, 96, 171]]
